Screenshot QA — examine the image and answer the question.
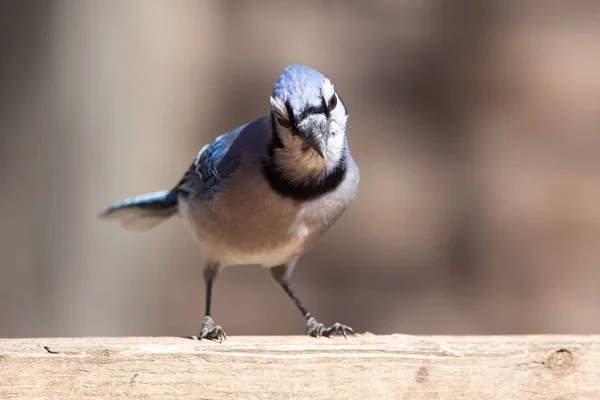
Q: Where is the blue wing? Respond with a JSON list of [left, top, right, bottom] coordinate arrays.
[[176, 124, 247, 197]]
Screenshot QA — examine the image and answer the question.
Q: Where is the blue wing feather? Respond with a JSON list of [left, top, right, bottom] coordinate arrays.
[[98, 190, 178, 231], [176, 124, 247, 196], [197, 134, 233, 187]]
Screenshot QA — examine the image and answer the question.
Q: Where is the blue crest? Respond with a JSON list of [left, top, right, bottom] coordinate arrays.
[[272, 65, 327, 117]]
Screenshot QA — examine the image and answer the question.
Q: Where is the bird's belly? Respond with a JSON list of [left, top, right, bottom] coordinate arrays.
[[180, 197, 313, 267], [215, 234, 306, 267], [204, 224, 311, 267]]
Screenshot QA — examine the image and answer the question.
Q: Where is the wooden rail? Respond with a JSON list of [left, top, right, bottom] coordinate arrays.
[[1, 335, 599, 399]]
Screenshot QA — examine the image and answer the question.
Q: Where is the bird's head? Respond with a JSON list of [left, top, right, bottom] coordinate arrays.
[[269, 65, 348, 167]]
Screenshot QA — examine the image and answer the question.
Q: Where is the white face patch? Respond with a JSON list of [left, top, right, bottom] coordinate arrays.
[[269, 96, 288, 123], [322, 78, 335, 101]]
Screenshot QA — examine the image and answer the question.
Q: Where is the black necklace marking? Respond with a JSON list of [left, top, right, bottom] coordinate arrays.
[[263, 117, 347, 201]]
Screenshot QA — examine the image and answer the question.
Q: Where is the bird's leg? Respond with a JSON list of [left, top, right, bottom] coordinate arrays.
[[196, 261, 226, 342], [270, 264, 355, 339]]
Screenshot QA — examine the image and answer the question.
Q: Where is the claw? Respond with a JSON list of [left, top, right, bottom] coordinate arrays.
[[306, 317, 354, 339], [196, 316, 226, 343], [323, 322, 355, 339], [306, 317, 325, 338]]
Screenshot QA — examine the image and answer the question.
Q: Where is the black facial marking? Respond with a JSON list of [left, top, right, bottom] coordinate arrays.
[[284, 101, 300, 136], [262, 140, 348, 201], [270, 113, 285, 149], [283, 100, 328, 138], [322, 95, 331, 118], [299, 102, 327, 121], [319, 87, 330, 119]]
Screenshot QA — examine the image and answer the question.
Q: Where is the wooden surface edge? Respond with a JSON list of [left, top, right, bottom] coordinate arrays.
[[1, 335, 600, 399]]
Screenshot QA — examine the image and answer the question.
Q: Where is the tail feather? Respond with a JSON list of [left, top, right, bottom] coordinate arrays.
[[99, 190, 178, 232]]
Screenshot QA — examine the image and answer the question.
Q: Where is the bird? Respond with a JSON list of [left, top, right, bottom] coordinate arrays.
[[99, 64, 360, 342]]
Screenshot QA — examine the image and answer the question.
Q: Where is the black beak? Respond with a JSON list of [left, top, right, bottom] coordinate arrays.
[[304, 133, 327, 158], [300, 120, 328, 158]]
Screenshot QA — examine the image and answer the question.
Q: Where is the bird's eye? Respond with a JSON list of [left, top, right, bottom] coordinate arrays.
[[277, 117, 291, 128], [328, 94, 338, 110]]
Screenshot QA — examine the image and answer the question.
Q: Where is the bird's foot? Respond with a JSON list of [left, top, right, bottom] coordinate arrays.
[[306, 316, 355, 339], [194, 316, 226, 342]]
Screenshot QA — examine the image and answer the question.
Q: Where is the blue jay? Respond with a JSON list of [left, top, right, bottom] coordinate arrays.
[[99, 65, 360, 341]]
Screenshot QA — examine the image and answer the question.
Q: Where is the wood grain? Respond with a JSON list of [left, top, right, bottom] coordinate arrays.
[[1, 335, 599, 399]]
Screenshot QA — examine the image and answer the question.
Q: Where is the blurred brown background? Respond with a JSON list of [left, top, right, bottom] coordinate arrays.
[[1, 0, 600, 338]]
